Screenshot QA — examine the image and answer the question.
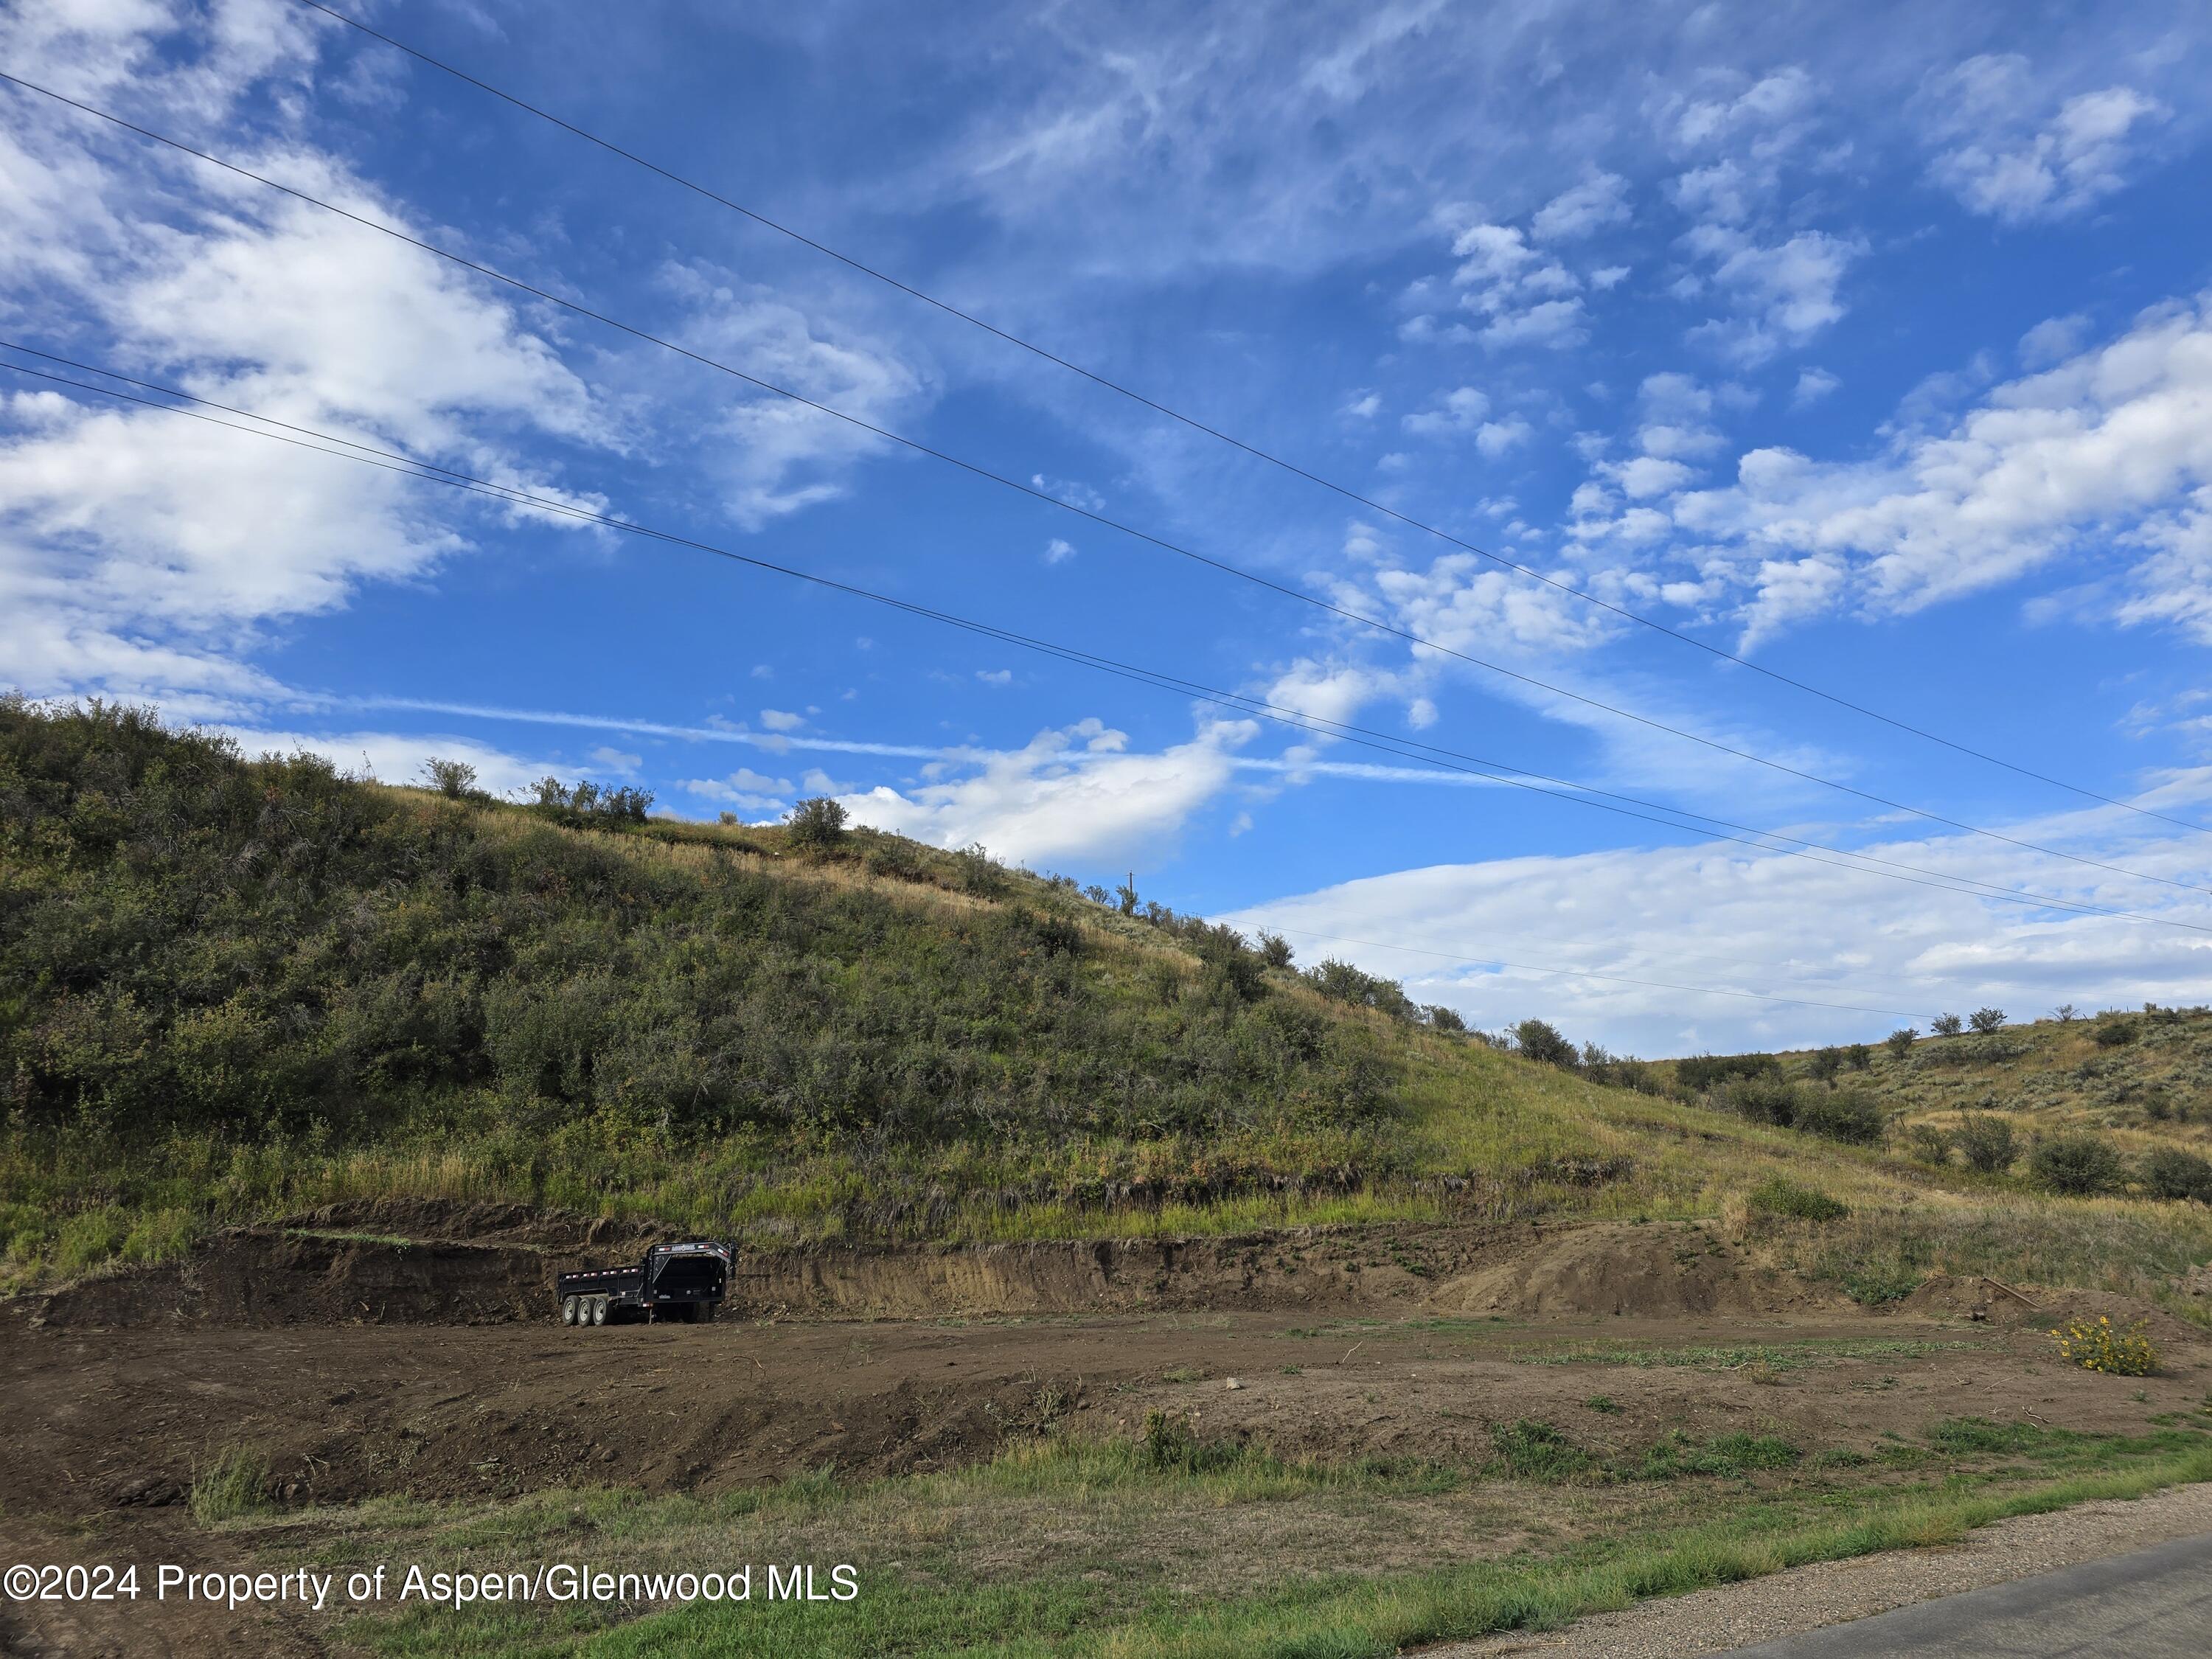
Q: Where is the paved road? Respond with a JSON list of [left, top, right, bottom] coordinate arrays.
[[1726, 1531, 2212, 1656]]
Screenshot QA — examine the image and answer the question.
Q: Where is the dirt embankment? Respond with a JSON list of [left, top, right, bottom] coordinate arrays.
[[21, 1206, 1555, 1329]]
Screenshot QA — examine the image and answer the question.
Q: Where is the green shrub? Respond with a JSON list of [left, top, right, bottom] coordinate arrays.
[[1845, 1043, 1871, 1072], [1746, 1178, 1848, 1222], [1723, 1075, 1801, 1127], [1677, 1052, 1780, 1092], [952, 842, 1007, 896], [785, 795, 848, 849], [1905, 1124, 1952, 1166], [2030, 1134, 2126, 1196], [1807, 1046, 1843, 1082], [420, 757, 479, 799], [1795, 1088, 1885, 1145], [1838, 1260, 1924, 1305], [1969, 1007, 2008, 1034], [1885, 1028, 1916, 1058], [1952, 1113, 2018, 1175], [2140, 1147, 2212, 1203], [2093, 1020, 2137, 1048], [1931, 1013, 1964, 1037]]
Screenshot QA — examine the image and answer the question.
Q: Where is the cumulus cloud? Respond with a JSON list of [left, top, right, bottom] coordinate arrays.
[[0, 2, 625, 718], [1924, 55, 2165, 223], [1685, 229, 1861, 365], [1667, 295, 2212, 641]]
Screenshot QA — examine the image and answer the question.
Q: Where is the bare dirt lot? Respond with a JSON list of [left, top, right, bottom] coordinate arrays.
[[4, 1212, 2208, 1657]]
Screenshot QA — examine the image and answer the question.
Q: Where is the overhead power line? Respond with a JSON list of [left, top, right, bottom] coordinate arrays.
[[7, 72, 2207, 914], [279, 0, 2212, 844], [9, 342, 2211, 953]]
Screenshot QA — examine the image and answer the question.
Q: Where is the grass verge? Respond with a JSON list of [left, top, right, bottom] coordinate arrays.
[[233, 1423, 2212, 1658]]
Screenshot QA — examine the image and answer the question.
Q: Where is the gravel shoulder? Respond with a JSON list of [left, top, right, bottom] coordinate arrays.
[[1430, 1479, 2212, 1658]]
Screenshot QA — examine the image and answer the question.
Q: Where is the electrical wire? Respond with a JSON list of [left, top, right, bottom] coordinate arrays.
[[7, 69, 2207, 909], [8, 342, 2210, 951], [277, 0, 2212, 841]]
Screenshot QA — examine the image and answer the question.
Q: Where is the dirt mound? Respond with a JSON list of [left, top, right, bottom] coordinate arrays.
[[1426, 1221, 1843, 1318], [1897, 1274, 2205, 1346], [1897, 1274, 2044, 1324]]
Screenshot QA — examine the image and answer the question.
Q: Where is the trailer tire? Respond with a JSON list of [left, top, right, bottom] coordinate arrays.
[[561, 1295, 578, 1326], [589, 1296, 607, 1326]]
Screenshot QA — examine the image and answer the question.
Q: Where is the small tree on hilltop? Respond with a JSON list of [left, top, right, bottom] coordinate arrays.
[[422, 757, 478, 799], [1969, 1006, 2007, 1034], [785, 795, 848, 849], [1931, 1012, 1964, 1037], [1256, 930, 1295, 970], [1808, 1046, 1843, 1084], [1512, 1018, 1579, 1069], [1845, 1042, 1871, 1072], [1885, 1027, 1916, 1058]]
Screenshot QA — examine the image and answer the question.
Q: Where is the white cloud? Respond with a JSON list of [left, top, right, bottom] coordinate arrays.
[[1402, 386, 1489, 436], [1609, 455, 1694, 499], [975, 668, 1013, 686], [1340, 390, 1381, 420], [1668, 295, 2212, 641], [1686, 230, 1860, 365], [1479, 297, 1587, 350], [1529, 173, 1630, 243], [587, 746, 642, 773], [1227, 791, 2212, 1055], [2019, 314, 2090, 369], [838, 718, 1253, 865], [1790, 367, 1840, 407], [1925, 56, 2165, 223], [0, 0, 629, 717], [759, 708, 806, 731], [670, 280, 931, 529], [1043, 536, 1077, 564], [1665, 68, 1818, 151], [1475, 417, 1532, 458]]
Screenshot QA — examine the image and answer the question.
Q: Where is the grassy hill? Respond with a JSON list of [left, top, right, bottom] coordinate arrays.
[[1663, 1012, 2212, 1189], [5, 697, 2212, 1315]]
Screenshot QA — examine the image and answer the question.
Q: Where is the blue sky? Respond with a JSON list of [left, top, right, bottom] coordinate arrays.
[[6, 0, 2212, 1054]]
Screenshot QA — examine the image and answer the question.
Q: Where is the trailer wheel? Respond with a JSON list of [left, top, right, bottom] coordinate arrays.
[[560, 1295, 578, 1326], [588, 1296, 607, 1326]]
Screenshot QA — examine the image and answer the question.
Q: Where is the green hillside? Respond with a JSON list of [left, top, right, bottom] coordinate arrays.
[[5, 698, 2212, 1312], [1663, 1010, 2212, 1198]]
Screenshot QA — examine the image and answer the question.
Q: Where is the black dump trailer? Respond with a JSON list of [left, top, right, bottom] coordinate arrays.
[[557, 1240, 731, 1326]]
